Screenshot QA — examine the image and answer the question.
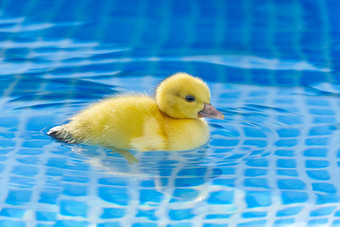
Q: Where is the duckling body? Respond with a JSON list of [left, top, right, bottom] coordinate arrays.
[[48, 73, 223, 161]]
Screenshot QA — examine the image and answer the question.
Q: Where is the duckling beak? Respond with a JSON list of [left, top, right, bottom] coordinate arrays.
[[198, 103, 224, 120]]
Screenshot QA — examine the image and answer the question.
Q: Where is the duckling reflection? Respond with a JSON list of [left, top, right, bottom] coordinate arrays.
[[71, 143, 219, 203], [48, 73, 224, 163]]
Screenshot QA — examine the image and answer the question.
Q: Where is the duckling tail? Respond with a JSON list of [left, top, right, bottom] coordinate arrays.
[[48, 125, 77, 144]]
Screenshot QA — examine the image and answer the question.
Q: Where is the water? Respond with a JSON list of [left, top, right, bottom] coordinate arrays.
[[1, 0, 340, 226]]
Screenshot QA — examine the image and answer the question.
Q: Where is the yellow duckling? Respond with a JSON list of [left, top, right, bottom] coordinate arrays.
[[48, 73, 224, 163]]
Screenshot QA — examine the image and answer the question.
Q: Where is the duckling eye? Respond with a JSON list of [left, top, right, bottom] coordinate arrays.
[[185, 95, 195, 102]]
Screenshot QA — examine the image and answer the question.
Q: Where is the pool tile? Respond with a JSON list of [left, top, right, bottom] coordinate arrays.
[[60, 200, 88, 217]]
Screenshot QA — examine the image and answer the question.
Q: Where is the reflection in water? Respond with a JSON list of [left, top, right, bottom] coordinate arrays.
[[72, 144, 216, 203]]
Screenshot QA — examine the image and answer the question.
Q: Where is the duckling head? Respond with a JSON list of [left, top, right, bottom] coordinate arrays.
[[156, 73, 224, 120]]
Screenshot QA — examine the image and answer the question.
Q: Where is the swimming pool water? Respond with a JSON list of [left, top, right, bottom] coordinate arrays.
[[1, 0, 340, 226]]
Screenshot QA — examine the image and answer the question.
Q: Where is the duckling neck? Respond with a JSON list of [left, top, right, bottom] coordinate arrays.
[[161, 113, 210, 151]]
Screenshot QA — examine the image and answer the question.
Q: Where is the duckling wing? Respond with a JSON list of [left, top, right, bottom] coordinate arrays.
[[129, 116, 166, 151], [65, 96, 167, 151]]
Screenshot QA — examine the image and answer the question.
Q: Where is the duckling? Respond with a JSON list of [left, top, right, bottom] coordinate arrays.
[[48, 73, 224, 163]]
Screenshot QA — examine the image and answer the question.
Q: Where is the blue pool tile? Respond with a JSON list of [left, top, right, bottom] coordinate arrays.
[[334, 210, 340, 216], [98, 178, 128, 186], [309, 125, 334, 136], [277, 159, 296, 168], [243, 127, 267, 138], [249, 90, 269, 97], [244, 178, 269, 189], [316, 191, 340, 203], [36, 211, 56, 221], [11, 165, 39, 177], [139, 189, 163, 205], [55, 220, 89, 227], [63, 184, 88, 196], [313, 117, 336, 124], [212, 178, 235, 187], [211, 139, 239, 147], [312, 183, 337, 193], [26, 116, 56, 131], [132, 223, 157, 227], [0, 149, 11, 155], [308, 218, 328, 225], [212, 168, 235, 175], [245, 158, 268, 167], [305, 137, 330, 146], [66, 162, 89, 171], [177, 168, 206, 176], [273, 218, 295, 226], [60, 200, 88, 217], [306, 99, 329, 107], [281, 191, 308, 204], [274, 150, 294, 157], [244, 168, 267, 177], [10, 176, 35, 188], [46, 157, 67, 168], [63, 175, 89, 183], [172, 189, 199, 200], [306, 160, 329, 168], [277, 179, 306, 190], [158, 168, 172, 176], [175, 177, 204, 187], [277, 169, 298, 176], [0, 208, 25, 218], [310, 206, 336, 217], [333, 220, 340, 226], [36, 224, 54, 227], [0, 139, 15, 148], [274, 98, 294, 104], [221, 125, 240, 137], [203, 224, 229, 227], [275, 139, 298, 147], [243, 140, 267, 148], [0, 116, 18, 128], [101, 208, 125, 219], [16, 157, 40, 165], [237, 220, 266, 227], [98, 187, 128, 205], [245, 191, 271, 208], [45, 168, 63, 176], [169, 208, 194, 221], [306, 170, 330, 180], [276, 116, 302, 125], [0, 220, 25, 227], [39, 191, 59, 204], [206, 214, 233, 219], [6, 189, 32, 205], [276, 206, 303, 216], [304, 148, 327, 157], [0, 163, 6, 173], [167, 223, 193, 227], [17, 148, 43, 155], [276, 128, 300, 137], [22, 140, 50, 148], [242, 211, 266, 218], [208, 190, 234, 204], [0, 132, 15, 139], [136, 209, 157, 221], [141, 180, 155, 187], [309, 108, 334, 116]]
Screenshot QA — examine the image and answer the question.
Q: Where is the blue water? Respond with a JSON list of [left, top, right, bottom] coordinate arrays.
[[1, 0, 340, 226]]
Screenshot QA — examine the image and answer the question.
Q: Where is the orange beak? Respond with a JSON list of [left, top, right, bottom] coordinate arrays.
[[198, 103, 224, 120]]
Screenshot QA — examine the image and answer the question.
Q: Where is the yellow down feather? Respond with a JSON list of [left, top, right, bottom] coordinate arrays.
[[48, 73, 223, 162]]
